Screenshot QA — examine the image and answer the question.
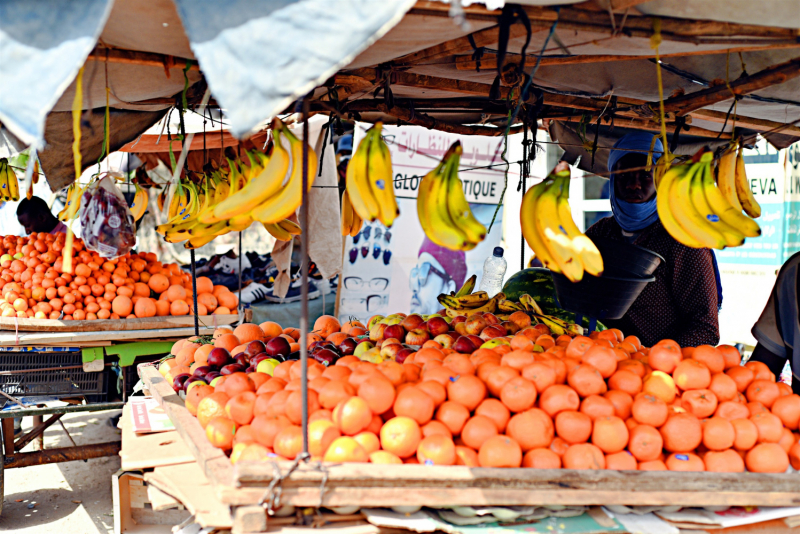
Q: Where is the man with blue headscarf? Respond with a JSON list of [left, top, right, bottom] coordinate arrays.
[[585, 132, 720, 348]]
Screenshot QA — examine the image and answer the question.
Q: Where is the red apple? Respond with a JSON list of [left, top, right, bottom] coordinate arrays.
[[426, 316, 450, 337], [401, 314, 425, 331], [450, 315, 467, 326], [245, 340, 266, 357], [265, 337, 291, 358], [395, 348, 415, 364], [465, 314, 488, 336], [381, 342, 405, 359], [338, 337, 358, 356], [207, 348, 232, 368], [531, 324, 551, 337], [433, 334, 455, 349], [454, 322, 468, 336], [482, 313, 500, 326], [369, 323, 387, 342], [406, 328, 431, 346], [383, 324, 406, 342], [220, 363, 246, 375], [480, 324, 507, 341], [501, 321, 521, 335], [467, 334, 484, 348], [453, 336, 477, 354]]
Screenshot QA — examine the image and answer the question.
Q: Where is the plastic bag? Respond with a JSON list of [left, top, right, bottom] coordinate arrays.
[[79, 175, 136, 259]]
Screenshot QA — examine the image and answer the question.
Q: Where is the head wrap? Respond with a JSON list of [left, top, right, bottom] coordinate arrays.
[[607, 133, 663, 233], [418, 238, 467, 289]]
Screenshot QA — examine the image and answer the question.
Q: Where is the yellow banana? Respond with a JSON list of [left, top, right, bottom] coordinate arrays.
[[716, 148, 741, 212], [555, 174, 603, 277], [367, 124, 399, 227], [212, 126, 288, 220], [277, 218, 301, 235], [418, 146, 470, 251], [346, 129, 380, 222], [263, 222, 293, 241], [444, 143, 486, 246], [184, 234, 218, 249], [689, 159, 744, 247], [229, 213, 253, 232], [670, 163, 727, 249], [0, 159, 9, 201], [534, 177, 584, 282], [735, 146, 761, 218], [521, 180, 559, 273], [702, 158, 761, 239], [5, 162, 19, 201], [129, 185, 148, 222], [251, 125, 317, 224], [656, 164, 706, 248], [341, 189, 354, 236]]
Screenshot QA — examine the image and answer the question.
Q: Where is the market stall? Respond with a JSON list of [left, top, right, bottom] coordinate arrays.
[[3, 0, 800, 533]]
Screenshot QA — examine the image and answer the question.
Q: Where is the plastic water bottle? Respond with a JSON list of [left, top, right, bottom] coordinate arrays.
[[478, 247, 507, 297]]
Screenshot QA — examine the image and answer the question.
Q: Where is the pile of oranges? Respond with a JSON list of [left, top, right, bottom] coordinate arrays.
[[0, 232, 238, 321], [172, 314, 800, 473]]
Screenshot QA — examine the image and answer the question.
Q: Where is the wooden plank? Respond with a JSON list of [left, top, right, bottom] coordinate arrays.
[[119, 403, 195, 470], [662, 56, 800, 116], [0, 314, 237, 333], [555, 115, 731, 139], [691, 109, 800, 136], [146, 463, 233, 529], [0, 326, 219, 347], [139, 366, 236, 500]]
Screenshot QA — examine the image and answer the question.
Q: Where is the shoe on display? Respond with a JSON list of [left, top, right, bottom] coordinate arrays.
[[239, 282, 270, 304], [262, 278, 321, 303]]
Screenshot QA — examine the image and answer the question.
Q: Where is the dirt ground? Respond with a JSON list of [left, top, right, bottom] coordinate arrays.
[[0, 408, 122, 533]]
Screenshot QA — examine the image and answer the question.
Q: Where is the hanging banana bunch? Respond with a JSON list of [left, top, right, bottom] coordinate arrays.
[[657, 151, 761, 250], [0, 158, 20, 202], [520, 163, 603, 282], [340, 189, 363, 237], [417, 141, 486, 251], [128, 185, 148, 222], [345, 122, 398, 228]]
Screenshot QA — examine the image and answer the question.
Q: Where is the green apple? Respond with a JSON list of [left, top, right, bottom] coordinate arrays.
[[256, 358, 280, 376], [186, 380, 208, 392], [209, 376, 224, 387], [12, 252, 23, 260], [367, 315, 384, 329], [354, 341, 375, 358], [380, 316, 402, 326], [361, 347, 384, 364], [444, 316, 453, 324], [0, 254, 11, 263], [480, 338, 510, 349]]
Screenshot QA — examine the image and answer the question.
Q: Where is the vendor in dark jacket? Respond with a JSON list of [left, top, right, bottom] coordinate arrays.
[[584, 132, 721, 348]]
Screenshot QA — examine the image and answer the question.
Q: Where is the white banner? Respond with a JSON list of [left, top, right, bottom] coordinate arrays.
[[337, 124, 506, 324]]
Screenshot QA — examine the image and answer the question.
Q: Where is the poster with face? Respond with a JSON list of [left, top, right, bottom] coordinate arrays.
[[338, 124, 505, 325]]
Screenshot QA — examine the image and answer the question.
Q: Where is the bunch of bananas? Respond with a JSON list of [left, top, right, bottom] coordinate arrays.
[[438, 291, 505, 317], [340, 189, 363, 237], [0, 158, 20, 202], [521, 163, 603, 283], [155, 118, 316, 248], [128, 185, 148, 222], [417, 142, 486, 251], [657, 149, 761, 250], [346, 123, 398, 228]]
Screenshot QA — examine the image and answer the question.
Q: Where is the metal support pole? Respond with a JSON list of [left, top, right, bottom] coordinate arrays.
[[32, 415, 44, 451], [2, 418, 15, 455], [4, 441, 121, 468], [238, 232, 243, 310], [190, 249, 199, 337], [521, 123, 529, 271], [300, 99, 311, 456]]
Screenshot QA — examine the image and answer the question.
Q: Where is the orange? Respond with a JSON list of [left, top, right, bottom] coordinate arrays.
[[460, 415, 499, 450], [478, 435, 522, 467], [703, 417, 735, 451], [648, 341, 682, 373], [718, 345, 741, 369], [323, 436, 369, 462], [358, 375, 396, 415], [745, 442, 789, 473], [704, 449, 745, 472], [745, 360, 775, 382], [475, 398, 510, 432], [111, 295, 133, 317], [746, 379, 780, 408], [790, 443, 800, 470], [673, 359, 711, 391], [716, 401, 751, 420], [333, 396, 372, 435], [500, 377, 537, 413], [604, 390, 634, 420], [285, 389, 321, 425], [436, 401, 470, 435], [148, 273, 169, 293], [628, 424, 663, 461], [709, 373, 738, 403], [446, 374, 486, 411], [522, 447, 561, 469], [393, 386, 435, 425], [750, 412, 783, 443], [319, 379, 357, 410], [485, 366, 519, 398], [225, 391, 256, 425], [422, 420, 452, 438], [273, 425, 304, 459], [692, 345, 725, 374], [233, 323, 266, 345], [308, 419, 341, 457], [631, 394, 668, 427], [214, 333, 241, 352], [681, 389, 718, 419], [539, 385, 580, 417], [555, 410, 592, 444], [197, 392, 231, 428], [581, 345, 618, 378], [251, 414, 292, 448], [591, 416, 628, 454], [133, 297, 157, 318], [568, 364, 607, 397], [580, 395, 615, 420], [205, 416, 236, 450], [380, 416, 422, 458], [665, 452, 705, 472], [352, 431, 380, 455], [772, 394, 800, 430], [454, 446, 480, 467], [638, 460, 667, 471], [185, 384, 214, 416], [170, 299, 189, 316], [417, 434, 457, 465], [565, 336, 594, 359], [779, 427, 795, 452], [607, 369, 642, 396], [506, 408, 554, 451], [562, 443, 606, 470], [660, 413, 702, 453], [521, 362, 556, 393], [501, 350, 535, 371], [370, 450, 403, 464], [726, 366, 755, 393], [731, 417, 759, 451]]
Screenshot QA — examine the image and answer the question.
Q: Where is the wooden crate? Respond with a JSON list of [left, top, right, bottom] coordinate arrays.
[[0, 314, 238, 332], [138, 366, 800, 509], [112, 470, 191, 534]]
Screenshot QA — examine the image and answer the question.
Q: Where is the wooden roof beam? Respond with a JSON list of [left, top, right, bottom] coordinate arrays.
[[659, 55, 800, 115], [691, 109, 800, 136], [554, 116, 730, 139]]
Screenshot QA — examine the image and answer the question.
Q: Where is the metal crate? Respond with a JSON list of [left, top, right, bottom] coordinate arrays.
[[0, 350, 106, 401]]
